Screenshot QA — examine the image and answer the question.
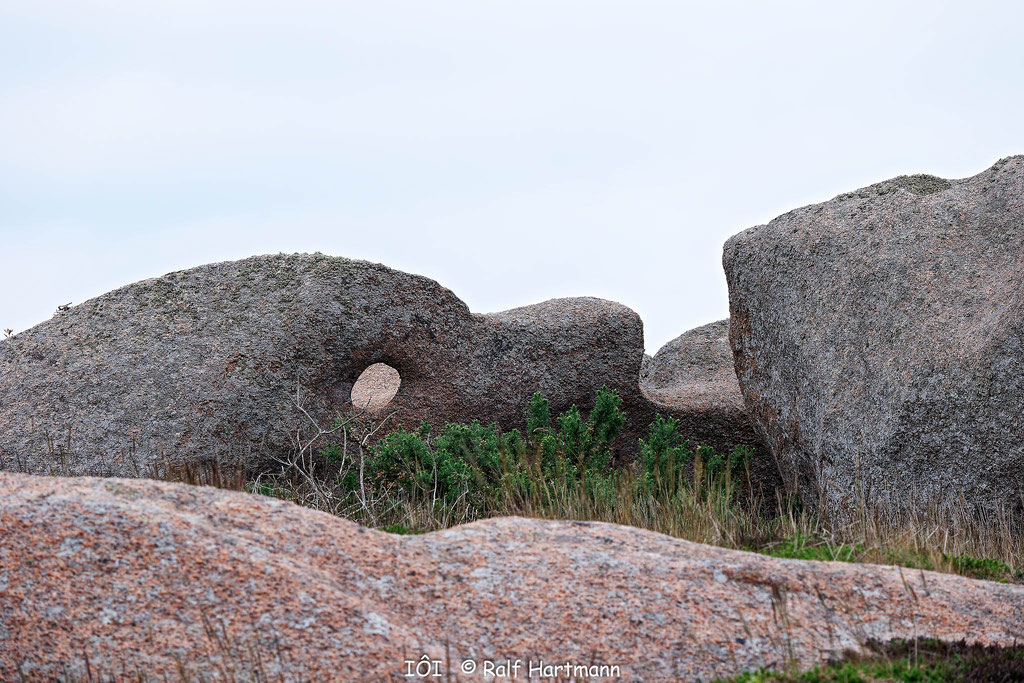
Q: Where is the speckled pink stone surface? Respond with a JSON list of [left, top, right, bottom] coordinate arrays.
[[1, 472, 1021, 680]]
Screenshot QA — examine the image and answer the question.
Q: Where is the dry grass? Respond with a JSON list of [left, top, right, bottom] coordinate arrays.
[[152, 407, 1024, 585]]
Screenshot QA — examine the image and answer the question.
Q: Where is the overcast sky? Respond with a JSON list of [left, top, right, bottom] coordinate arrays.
[[2, 1, 1022, 352]]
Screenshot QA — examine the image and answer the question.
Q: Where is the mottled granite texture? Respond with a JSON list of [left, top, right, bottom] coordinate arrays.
[[0, 254, 646, 476], [3, 472, 1022, 680], [724, 156, 1024, 521]]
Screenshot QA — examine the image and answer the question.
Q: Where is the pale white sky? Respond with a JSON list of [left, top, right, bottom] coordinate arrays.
[[2, 1, 1022, 351]]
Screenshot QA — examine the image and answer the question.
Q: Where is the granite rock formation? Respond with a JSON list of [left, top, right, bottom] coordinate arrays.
[[3, 472, 1022, 680], [641, 319, 760, 453], [0, 254, 644, 477], [724, 156, 1024, 520]]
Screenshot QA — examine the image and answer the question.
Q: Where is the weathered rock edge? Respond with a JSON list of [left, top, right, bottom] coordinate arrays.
[[2, 472, 1020, 680], [724, 156, 1024, 520]]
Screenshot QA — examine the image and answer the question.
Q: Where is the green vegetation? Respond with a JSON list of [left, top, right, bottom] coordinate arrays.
[[159, 387, 1022, 590], [379, 523, 421, 535], [361, 388, 752, 522], [723, 638, 1024, 682], [759, 538, 1021, 583], [946, 553, 1020, 583], [762, 532, 862, 563]]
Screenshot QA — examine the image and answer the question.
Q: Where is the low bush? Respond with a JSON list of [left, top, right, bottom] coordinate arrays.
[[360, 387, 755, 521]]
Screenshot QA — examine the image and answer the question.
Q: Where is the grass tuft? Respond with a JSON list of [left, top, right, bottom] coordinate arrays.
[[723, 638, 1024, 682]]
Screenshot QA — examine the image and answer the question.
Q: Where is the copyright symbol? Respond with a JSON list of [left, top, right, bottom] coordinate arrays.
[[460, 660, 477, 674]]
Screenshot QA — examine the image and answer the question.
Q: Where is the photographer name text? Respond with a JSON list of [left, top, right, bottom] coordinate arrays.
[[405, 655, 621, 678]]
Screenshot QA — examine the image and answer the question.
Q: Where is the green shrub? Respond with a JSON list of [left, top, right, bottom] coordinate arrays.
[[529, 386, 625, 475], [638, 413, 691, 490], [702, 443, 751, 480], [369, 422, 473, 505], [363, 387, 629, 517]]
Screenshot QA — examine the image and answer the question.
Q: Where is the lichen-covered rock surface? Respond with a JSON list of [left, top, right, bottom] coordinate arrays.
[[2, 472, 1022, 680], [724, 156, 1024, 520], [0, 254, 644, 476]]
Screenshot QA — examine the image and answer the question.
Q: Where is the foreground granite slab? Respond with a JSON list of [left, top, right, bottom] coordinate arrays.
[[1, 472, 1020, 680]]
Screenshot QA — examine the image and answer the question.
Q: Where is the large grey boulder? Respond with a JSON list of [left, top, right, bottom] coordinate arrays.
[[724, 156, 1024, 520], [0, 254, 644, 477]]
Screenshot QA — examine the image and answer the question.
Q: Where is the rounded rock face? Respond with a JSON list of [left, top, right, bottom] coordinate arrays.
[[640, 319, 778, 498], [0, 253, 643, 477], [641, 319, 758, 449], [3, 472, 1023, 680], [723, 156, 1024, 521]]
